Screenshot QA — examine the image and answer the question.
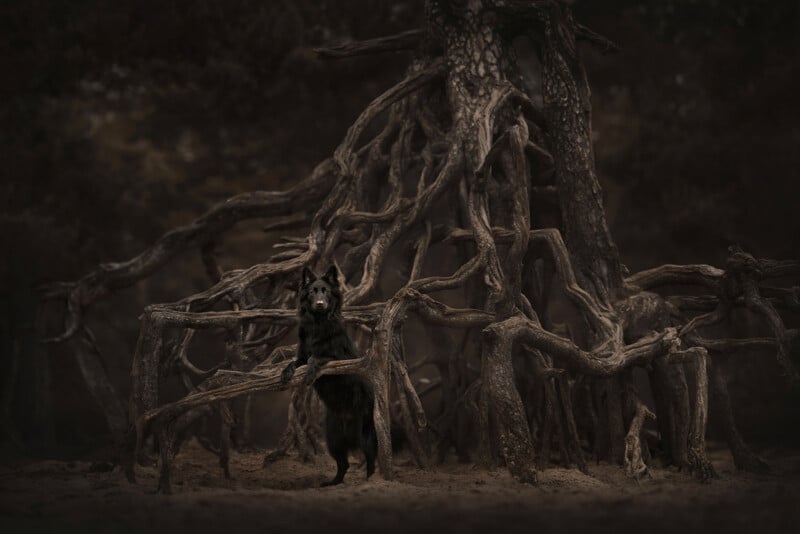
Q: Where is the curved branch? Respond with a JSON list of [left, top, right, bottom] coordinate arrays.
[[623, 394, 655, 479], [137, 359, 370, 447], [334, 59, 447, 178], [314, 29, 423, 59], [741, 280, 800, 384], [529, 228, 616, 339], [627, 257, 799, 292], [346, 143, 462, 304], [574, 22, 620, 54], [487, 315, 681, 377], [626, 264, 723, 291], [148, 304, 383, 329], [409, 221, 432, 282], [40, 159, 338, 342]]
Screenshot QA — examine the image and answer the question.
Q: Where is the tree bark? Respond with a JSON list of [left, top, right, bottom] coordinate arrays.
[[41, 0, 800, 493]]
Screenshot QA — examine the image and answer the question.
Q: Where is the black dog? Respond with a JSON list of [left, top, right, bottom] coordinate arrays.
[[280, 265, 377, 486]]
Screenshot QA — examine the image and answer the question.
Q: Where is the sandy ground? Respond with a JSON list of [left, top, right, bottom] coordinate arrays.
[[1, 441, 799, 534]]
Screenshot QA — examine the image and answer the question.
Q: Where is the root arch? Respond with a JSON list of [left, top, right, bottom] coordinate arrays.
[[40, 0, 799, 493]]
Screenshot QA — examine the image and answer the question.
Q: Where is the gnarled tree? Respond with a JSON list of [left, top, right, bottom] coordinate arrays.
[[40, 0, 799, 493]]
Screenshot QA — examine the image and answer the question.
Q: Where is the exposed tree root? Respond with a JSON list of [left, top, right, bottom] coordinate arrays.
[[623, 390, 655, 480], [42, 0, 799, 493], [708, 358, 770, 473]]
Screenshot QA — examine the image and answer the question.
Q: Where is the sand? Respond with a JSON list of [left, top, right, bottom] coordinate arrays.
[[1, 441, 799, 534]]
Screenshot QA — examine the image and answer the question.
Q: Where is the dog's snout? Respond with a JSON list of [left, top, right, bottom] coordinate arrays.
[[314, 299, 326, 308]]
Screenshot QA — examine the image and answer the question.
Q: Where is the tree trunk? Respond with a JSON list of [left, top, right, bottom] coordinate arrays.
[[40, 0, 800, 492]]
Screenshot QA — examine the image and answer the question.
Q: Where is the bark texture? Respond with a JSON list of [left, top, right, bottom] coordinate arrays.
[[41, 0, 799, 492]]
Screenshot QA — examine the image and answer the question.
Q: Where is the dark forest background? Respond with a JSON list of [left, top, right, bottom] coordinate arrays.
[[1, 0, 799, 459]]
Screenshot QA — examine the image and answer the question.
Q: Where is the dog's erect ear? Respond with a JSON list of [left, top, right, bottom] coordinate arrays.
[[322, 265, 338, 284], [301, 266, 316, 287]]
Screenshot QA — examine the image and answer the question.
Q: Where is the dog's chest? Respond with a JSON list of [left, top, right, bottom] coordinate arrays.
[[301, 319, 348, 357]]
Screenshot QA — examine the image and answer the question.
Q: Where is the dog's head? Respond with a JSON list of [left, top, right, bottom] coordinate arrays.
[[300, 265, 342, 316]]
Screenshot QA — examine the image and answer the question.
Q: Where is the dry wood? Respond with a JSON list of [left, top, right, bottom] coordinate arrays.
[[41, 0, 799, 493]]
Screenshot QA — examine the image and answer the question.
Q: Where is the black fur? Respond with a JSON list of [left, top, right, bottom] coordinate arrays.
[[281, 265, 377, 486]]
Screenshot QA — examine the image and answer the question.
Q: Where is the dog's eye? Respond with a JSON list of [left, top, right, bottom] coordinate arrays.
[[321, 288, 326, 293]]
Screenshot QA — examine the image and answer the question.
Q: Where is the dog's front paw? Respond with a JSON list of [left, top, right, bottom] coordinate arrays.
[[304, 367, 318, 386], [304, 359, 319, 386], [280, 363, 296, 384]]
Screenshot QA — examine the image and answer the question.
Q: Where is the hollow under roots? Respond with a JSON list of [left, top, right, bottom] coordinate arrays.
[[39, 0, 799, 494]]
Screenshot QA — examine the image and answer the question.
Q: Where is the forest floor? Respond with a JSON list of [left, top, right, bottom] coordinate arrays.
[[1, 440, 799, 534]]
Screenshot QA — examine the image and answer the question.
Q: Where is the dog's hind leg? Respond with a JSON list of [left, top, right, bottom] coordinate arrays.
[[321, 412, 349, 487], [322, 451, 349, 487], [362, 418, 378, 479]]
